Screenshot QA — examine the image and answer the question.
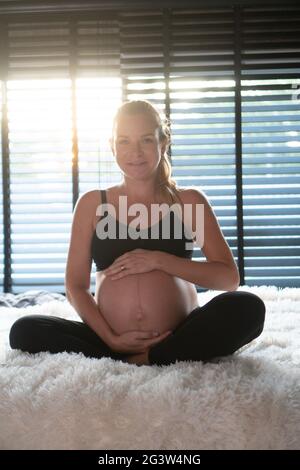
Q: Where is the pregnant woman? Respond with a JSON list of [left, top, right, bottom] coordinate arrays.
[[9, 100, 265, 366]]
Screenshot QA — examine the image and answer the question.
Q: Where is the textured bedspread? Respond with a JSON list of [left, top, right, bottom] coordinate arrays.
[[0, 290, 66, 308], [0, 286, 299, 450]]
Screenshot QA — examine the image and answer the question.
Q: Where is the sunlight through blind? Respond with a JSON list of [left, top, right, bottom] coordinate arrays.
[[170, 9, 238, 281], [0, 3, 299, 293], [76, 77, 122, 289], [9, 80, 73, 292], [241, 6, 300, 286]]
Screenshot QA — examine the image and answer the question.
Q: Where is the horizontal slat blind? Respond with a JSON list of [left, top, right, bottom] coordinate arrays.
[[120, 9, 237, 293], [7, 20, 71, 79], [9, 79, 73, 292], [75, 16, 122, 288], [76, 78, 122, 194], [0, 3, 299, 293], [241, 6, 300, 287], [4, 19, 72, 292], [169, 8, 238, 291], [2, 15, 124, 292], [119, 8, 167, 120], [76, 16, 120, 78], [119, 10, 235, 294], [76, 16, 121, 195]]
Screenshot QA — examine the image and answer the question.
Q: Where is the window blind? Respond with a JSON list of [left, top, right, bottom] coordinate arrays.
[[0, 2, 299, 293], [6, 20, 73, 292], [75, 16, 122, 195], [169, 9, 238, 290], [241, 6, 300, 286], [119, 8, 238, 293], [75, 16, 122, 290], [3, 17, 123, 292]]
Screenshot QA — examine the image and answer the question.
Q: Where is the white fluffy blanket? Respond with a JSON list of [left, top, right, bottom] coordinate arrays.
[[0, 286, 299, 450]]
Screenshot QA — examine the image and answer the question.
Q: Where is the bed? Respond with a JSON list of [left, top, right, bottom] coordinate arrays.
[[0, 286, 299, 450]]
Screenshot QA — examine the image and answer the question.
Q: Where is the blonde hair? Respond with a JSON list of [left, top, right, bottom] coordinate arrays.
[[111, 99, 183, 207]]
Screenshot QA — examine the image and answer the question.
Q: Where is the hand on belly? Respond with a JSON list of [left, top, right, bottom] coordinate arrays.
[[95, 270, 198, 335]]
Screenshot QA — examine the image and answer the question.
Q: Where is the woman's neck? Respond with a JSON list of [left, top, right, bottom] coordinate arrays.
[[118, 182, 160, 202]]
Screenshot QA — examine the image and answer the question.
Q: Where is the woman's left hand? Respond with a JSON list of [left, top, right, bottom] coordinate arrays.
[[102, 249, 162, 280]]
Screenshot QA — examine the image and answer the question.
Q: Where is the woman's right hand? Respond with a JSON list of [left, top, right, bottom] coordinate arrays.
[[109, 329, 173, 354]]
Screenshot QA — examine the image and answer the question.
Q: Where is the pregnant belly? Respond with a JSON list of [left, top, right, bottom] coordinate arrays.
[[95, 270, 199, 335]]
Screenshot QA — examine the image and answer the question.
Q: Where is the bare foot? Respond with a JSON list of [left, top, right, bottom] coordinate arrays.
[[125, 350, 150, 366]]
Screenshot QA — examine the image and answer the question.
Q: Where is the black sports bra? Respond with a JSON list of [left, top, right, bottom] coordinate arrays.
[[91, 189, 194, 271]]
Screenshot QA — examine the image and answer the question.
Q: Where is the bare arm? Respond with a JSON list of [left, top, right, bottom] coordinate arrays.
[[65, 287, 115, 346], [157, 188, 240, 291], [157, 254, 238, 291], [64, 191, 115, 347]]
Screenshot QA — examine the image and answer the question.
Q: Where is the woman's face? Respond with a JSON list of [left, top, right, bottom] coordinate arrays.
[[110, 113, 166, 181]]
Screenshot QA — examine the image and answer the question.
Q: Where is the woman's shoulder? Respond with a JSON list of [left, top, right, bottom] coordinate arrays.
[[77, 187, 113, 205], [78, 187, 122, 230], [176, 186, 207, 204], [73, 189, 109, 230]]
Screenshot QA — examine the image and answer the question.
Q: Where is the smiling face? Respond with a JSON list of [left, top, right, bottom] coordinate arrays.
[[109, 112, 167, 183]]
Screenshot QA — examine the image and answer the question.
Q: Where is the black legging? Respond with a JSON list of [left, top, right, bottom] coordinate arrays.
[[9, 291, 265, 366]]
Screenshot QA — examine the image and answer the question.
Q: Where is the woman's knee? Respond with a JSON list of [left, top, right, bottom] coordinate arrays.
[[232, 291, 266, 329], [217, 291, 265, 328], [241, 291, 265, 321], [9, 315, 43, 351]]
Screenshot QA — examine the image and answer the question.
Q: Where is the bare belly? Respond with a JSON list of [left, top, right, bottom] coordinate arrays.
[[94, 270, 199, 336]]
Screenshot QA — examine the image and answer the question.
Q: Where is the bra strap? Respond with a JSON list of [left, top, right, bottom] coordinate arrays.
[[100, 189, 107, 205]]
